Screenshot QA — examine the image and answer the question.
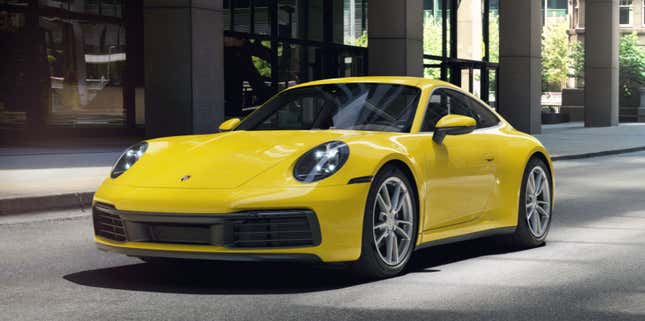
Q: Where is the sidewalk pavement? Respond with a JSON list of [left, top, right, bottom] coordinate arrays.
[[535, 122, 645, 160], [2, 122, 645, 214]]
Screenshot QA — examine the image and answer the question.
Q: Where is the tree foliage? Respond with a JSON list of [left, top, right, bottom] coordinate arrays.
[[488, 13, 499, 63], [568, 40, 584, 85], [569, 33, 645, 95], [618, 33, 645, 96], [542, 21, 569, 91], [423, 13, 443, 79]]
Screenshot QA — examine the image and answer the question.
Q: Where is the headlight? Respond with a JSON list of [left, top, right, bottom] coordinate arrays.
[[293, 141, 349, 182], [111, 142, 148, 178]]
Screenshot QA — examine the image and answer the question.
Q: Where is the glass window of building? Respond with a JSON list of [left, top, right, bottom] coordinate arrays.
[[343, 0, 367, 47], [423, 0, 448, 79], [38, 0, 123, 18], [278, 0, 324, 41], [422, 0, 499, 106], [1, 0, 129, 132], [223, 0, 368, 118], [620, 0, 633, 26], [40, 17, 126, 126]]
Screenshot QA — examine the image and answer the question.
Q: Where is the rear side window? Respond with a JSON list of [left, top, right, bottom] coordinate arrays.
[[421, 88, 499, 131], [465, 96, 500, 128]]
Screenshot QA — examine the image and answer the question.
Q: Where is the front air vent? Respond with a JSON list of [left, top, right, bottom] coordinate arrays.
[[93, 204, 127, 242], [231, 214, 317, 248]]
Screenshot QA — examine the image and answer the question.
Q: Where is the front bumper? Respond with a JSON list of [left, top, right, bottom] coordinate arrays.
[[93, 180, 371, 262]]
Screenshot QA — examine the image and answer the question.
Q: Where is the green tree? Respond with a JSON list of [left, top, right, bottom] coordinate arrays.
[[423, 13, 443, 79], [488, 12, 499, 63], [569, 33, 645, 95], [568, 40, 584, 86], [542, 21, 569, 91], [619, 33, 645, 96], [345, 30, 368, 47]]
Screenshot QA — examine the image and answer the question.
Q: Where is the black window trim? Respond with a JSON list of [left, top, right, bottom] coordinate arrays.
[[420, 86, 500, 133]]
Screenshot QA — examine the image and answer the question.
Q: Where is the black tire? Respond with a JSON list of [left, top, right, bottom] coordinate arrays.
[[508, 157, 553, 249], [351, 165, 419, 279]]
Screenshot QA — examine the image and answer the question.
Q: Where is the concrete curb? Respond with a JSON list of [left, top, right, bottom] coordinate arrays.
[[2, 146, 645, 215], [551, 146, 645, 161], [0, 192, 94, 216]]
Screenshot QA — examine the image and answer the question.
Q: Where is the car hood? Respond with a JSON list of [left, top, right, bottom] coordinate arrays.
[[113, 130, 369, 189]]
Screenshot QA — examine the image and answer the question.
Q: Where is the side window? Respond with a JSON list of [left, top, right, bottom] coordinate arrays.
[[444, 91, 479, 122], [421, 89, 449, 131], [465, 98, 500, 128], [421, 88, 499, 131]]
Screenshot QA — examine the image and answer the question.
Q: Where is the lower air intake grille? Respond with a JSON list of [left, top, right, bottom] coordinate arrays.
[[92, 204, 321, 249], [93, 205, 127, 242], [231, 215, 317, 248]]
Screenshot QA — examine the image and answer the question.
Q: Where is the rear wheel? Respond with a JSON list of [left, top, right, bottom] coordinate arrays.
[[510, 157, 553, 248], [352, 165, 418, 279]]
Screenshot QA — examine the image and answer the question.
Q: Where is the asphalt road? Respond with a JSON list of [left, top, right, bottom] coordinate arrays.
[[3, 152, 645, 321]]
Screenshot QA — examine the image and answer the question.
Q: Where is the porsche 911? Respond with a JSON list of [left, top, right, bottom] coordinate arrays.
[[93, 77, 554, 278]]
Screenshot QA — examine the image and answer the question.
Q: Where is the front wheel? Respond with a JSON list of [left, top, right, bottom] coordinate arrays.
[[510, 157, 553, 248], [352, 165, 418, 279]]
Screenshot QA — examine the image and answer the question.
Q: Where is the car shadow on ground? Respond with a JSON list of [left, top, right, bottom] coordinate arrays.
[[63, 237, 527, 295]]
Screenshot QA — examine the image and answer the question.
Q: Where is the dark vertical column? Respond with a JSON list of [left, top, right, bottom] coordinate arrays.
[[498, 0, 542, 134], [143, 0, 225, 138], [124, 0, 143, 131], [367, 0, 423, 76], [584, 0, 619, 127]]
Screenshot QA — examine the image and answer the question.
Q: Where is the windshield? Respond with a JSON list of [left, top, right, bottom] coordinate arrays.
[[236, 83, 421, 133]]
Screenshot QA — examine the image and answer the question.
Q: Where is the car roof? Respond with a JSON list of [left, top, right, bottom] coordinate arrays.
[[286, 76, 458, 91]]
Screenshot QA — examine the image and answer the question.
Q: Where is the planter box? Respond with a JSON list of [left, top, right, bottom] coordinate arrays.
[[561, 88, 585, 121], [542, 112, 570, 124]]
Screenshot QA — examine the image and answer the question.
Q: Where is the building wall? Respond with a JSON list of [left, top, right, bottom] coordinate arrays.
[[570, 0, 645, 44]]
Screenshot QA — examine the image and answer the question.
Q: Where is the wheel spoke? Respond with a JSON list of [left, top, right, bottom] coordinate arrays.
[[536, 205, 550, 219], [375, 230, 389, 246], [395, 219, 412, 226], [392, 234, 399, 263], [391, 184, 402, 212], [394, 191, 407, 213], [380, 186, 392, 211], [534, 173, 543, 196], [537, 200, 549, 207], [527, 208, 535, 220], [394, 226, 411, 240], [527, 173, 536, 195], [374, 223, 388, 231], [376, 194, 388, 212], [531, 210, 541, 235], [386, 232, 394, 263]]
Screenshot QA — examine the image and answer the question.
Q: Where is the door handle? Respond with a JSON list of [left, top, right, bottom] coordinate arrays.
[[484, 154, 495, 162]]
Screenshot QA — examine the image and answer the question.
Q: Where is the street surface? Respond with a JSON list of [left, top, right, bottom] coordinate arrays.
[[3, 152, 645, 321]]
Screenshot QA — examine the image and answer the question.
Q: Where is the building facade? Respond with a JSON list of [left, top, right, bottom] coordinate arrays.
[[0, 0, 620, 141]]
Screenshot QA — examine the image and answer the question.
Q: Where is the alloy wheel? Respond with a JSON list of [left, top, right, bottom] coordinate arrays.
[[372, 177, 414, 266], [525, 166, 551, 238]]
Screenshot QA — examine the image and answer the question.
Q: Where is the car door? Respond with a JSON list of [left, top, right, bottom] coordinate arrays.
[[420, 88, 499, 230]]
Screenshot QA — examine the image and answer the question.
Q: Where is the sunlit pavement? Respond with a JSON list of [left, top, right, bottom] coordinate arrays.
[[3, 152, 645, 321]]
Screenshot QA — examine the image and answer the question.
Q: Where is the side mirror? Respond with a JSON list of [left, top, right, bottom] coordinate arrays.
[[219, 118, 241, 132], [433, 115, 476, 144]]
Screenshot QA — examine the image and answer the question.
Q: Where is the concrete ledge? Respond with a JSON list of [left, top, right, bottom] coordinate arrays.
[[552, 146, 645, 161], [0, 192, 94, 215]]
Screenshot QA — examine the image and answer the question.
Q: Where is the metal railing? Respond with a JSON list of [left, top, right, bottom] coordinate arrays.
[[423, 54, 500, 106]]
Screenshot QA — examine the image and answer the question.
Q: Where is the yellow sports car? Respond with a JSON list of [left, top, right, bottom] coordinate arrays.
[[93, 77, 554, 278]]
